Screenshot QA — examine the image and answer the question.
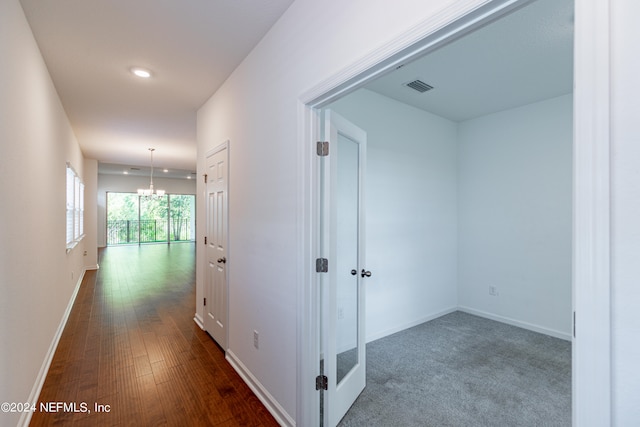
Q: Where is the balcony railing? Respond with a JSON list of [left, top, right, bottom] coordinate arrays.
[[107, 219, 193, 245]]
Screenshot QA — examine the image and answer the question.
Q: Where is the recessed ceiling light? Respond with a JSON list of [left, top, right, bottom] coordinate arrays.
[[163, 169, 168, 173], [131, 67, 151, 78], [123, 171, 129, 175]]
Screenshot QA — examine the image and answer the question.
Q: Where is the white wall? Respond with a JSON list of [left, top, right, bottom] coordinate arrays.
[[458, 94, 573, 338], [610, 0, 640, 423], [330, 89, 459, 342], [197, 0, 463, 422], [0, 1, 95, 425], [331, 91, 572, 341], [97, 174, 196, 247], [197, 0, 640, 424]]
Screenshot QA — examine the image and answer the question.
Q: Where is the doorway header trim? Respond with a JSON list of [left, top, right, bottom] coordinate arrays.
[[300, 0, 535, 109]]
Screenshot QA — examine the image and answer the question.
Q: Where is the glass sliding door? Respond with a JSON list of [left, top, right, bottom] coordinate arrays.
[[106, 193, 195, 246]]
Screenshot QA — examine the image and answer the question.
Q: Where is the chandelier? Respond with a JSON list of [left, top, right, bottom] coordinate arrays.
[[137, 148, 165, 197]]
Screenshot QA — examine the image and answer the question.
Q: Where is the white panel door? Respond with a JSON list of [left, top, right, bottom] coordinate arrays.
[[205, 144, 228, 349], [321, 110, 368, 427]]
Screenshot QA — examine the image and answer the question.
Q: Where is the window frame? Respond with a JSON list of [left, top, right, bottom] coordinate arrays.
[[66, 163, 85, 251]]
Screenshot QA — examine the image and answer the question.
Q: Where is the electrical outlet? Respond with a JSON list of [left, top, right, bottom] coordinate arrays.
[[253, 330, 259, 349], [338, 307, 344, 320], [489, 286, 499, 296]]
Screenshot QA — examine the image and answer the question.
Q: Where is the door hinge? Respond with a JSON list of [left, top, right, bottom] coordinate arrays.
[[204, 236, 207, 245], [316, 258, 328, 273], [317, 141, 329, 156], [316, 375, 328, 391], [204, 297, 207, 306], [203, 174, 208, 184]]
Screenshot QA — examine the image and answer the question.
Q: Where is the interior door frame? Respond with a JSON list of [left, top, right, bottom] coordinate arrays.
[[204, 141, 230, 350], [296, 0, 611, 426]]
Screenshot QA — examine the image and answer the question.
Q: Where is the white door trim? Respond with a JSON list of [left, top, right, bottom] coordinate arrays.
[[572, 0, 611, 424], [296, 0, 611, 426]]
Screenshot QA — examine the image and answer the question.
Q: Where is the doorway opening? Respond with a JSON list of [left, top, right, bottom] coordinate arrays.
[[306, 0, 589, 425], [106, 192, 195, 245]]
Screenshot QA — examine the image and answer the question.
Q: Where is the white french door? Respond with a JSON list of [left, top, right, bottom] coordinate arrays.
[[204, 143, 229, 349], [320, 110, 368, 427]]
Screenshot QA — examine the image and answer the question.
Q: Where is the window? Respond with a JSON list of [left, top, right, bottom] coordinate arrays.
[[106, 192, 195, 245], [66, 163, 84, 250]]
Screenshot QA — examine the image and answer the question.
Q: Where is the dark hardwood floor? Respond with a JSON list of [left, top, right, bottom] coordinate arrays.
[[31, 244, 278, 427]]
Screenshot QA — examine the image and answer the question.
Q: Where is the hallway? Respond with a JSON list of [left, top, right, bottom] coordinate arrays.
[[30, 244, 278, 426]]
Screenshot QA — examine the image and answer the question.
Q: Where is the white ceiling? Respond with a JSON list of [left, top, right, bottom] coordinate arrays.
[[19, 0, 572, 178], [19, 0, 294, 173], [365, 0, 574, 122]]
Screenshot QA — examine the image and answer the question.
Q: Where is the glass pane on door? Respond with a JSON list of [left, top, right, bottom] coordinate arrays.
[[140, 195, 168, 243], [106, 192, 140, 245], [169, 195, 195, 242], [335, 132, 360, 385]]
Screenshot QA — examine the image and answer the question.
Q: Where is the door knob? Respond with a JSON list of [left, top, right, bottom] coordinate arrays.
[[361, 269, 371, 278], [217, 257, 226, 263], [351, 269, 357, 276]]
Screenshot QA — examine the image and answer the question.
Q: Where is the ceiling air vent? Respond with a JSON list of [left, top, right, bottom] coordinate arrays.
[[404, 79, 434, 93]]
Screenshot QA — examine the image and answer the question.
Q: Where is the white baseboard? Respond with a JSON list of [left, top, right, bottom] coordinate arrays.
[[226, 350, 295, 427], [366, 306, 458, 343], [19, 268, 87, 427], [458, 306, 572, 341], [193, 313, 204, 330]]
